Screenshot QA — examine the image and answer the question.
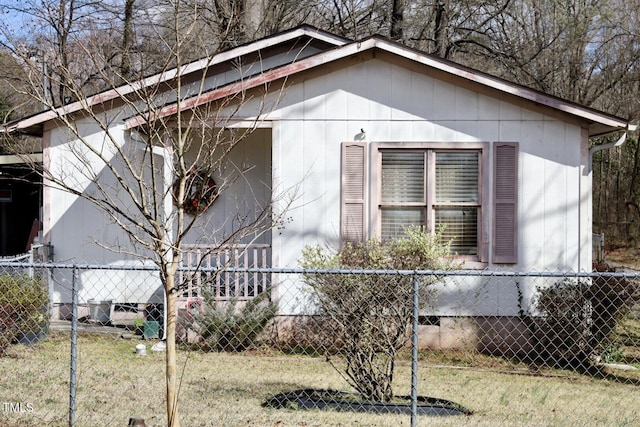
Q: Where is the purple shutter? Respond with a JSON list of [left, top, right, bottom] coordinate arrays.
[[341, 141, 367, 243], [493, 142, 518, 263]]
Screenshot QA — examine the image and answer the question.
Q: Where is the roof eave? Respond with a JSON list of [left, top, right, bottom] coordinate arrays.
[[126, 37, 632, 134], [371, 38, 631, 136], [1, 25, 348, 138], [588, 121, 635, 138], [6, 33, 631, 138]]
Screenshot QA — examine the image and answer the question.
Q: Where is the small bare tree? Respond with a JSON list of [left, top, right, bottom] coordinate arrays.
[[0, 2, 297, 426], [301, 227, 455, 402]]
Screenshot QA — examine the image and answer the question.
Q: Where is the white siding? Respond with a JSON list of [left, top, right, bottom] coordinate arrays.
[[45, 115, 167, 304], [182, 129, 272, 246], [44, 54, 593, 315], [261, 58, 590, 315], [268, 58, 589, 272]]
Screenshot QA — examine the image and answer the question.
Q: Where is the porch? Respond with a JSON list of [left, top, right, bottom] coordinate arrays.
[[178, 243, 272, 301]]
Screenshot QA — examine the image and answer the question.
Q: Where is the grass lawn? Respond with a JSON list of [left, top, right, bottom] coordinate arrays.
[[1, 332, 639, 426]]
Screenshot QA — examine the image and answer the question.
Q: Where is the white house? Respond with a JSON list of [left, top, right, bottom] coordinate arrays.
[[3, 26, 633, 349]]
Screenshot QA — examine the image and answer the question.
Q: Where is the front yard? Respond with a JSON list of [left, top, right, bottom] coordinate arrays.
[[1, 332, 639, 426]]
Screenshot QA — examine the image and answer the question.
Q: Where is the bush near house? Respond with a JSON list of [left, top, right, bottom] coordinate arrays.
[[273, 315, 346, 357], [0, 273, 49, 354], [300, 227, 456, 403], [533, 262, 638, 367], [195, 292, 276, 352]]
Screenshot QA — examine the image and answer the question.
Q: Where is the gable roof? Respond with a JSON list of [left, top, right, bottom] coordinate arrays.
[[3, 25, 348, 136], [3, 27, 632, 138]]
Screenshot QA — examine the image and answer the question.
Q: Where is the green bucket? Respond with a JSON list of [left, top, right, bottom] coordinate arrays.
[[143, 320, 160, 339]]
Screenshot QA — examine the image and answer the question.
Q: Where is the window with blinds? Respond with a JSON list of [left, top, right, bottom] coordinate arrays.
[[381, 152, 425, 239], [380, 150, 480, 255], [435, 152, 479, 255]]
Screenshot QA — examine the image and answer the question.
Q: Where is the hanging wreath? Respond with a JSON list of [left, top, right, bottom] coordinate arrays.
[[174, 168, 218, 216]]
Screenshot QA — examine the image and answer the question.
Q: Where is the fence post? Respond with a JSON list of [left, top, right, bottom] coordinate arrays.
[[69, 267, 78, 427], [411, 275, 419, 427]]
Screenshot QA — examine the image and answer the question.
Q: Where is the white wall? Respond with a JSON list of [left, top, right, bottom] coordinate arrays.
[[44, 115, 167, 304], [268, 58, 587, 271], [182, 128, 273, 246], [262, 58, 589, 316], [43, 55, 591, 316], [44, 117, 272, 304]]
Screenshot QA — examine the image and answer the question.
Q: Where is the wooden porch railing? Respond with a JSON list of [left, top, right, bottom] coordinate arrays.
[[178, 244, 271, 300]]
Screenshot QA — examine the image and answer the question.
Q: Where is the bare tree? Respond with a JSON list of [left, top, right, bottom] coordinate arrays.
[[119, 0, 136, 79], [156, 0, 316, 53], [307, 0, 515, 58], [1, 2, 298, 425], [0, 0, 105, 105], [473, 0, 640, 244], [463, 0, 640, 107], [310, 0, 390, 40], [0, 51, 36, 122], [390, 0, 404, 41], [258, 0, 318, 36]]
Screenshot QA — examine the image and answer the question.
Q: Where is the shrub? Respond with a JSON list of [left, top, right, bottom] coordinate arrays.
[[0, 273, 49, 353], [534, 278, 594, 365], [300, 226, 455, 402], [196, 292, 276, 352], [590, 262, 638, 345], [533, 263, 638, 367], [273, 315, 345, 356]]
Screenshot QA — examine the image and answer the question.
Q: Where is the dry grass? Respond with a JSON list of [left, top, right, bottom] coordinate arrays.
[[1, 332, 639, 426], [604, 247, 640, 270]]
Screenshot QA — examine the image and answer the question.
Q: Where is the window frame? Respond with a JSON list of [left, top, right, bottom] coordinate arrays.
[[370, 141, 489, 265]]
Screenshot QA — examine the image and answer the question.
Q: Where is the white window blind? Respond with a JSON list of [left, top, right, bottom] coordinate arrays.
[[435, 208, 478, 255], [435, 152, 478, 203], [381, 208, 425, 239], [379, 150, 480, 254], [381, 152, 424, 203], [381, 152, 425, 240], [435, 152, 479, 255]]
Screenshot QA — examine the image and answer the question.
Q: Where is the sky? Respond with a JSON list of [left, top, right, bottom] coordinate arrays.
[[0, 6, 39, 48]]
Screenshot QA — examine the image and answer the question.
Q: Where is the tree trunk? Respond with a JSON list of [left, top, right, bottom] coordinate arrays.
[[434, 0, 449, 58], [244, 0, 263, 40], [120, 0, 135, 79], [628, 138, 640, 202], [390, 0, 404, 42], [164, 273, 180, 427]]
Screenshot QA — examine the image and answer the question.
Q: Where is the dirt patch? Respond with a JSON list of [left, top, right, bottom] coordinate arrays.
[[604, 247, 640, 269], [263, 388, 473, 416]]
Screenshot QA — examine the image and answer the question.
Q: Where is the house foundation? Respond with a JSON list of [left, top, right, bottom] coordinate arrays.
[[272, 315, 537, 360]]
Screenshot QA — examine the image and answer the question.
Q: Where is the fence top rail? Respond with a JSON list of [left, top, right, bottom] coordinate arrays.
[[1, 261, 640, 278], [0, 253, 30, 262], [181, 243, 271, 249]]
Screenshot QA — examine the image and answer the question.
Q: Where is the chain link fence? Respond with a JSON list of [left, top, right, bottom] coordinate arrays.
[[1, 258, 639, 426]]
